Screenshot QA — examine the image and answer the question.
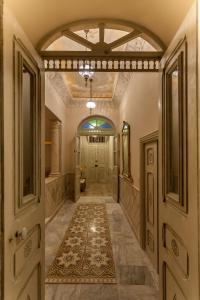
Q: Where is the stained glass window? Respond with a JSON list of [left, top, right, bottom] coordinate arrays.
[[79, 117, 114, 135], [81, 118, 112, 130]]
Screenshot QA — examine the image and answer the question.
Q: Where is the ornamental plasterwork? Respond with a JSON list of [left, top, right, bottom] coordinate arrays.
[[45, 36, 155, 108]]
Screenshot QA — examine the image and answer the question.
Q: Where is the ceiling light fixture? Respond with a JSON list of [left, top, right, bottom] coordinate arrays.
[[79, 29, 94, 86], [86, 78, 96, 115]]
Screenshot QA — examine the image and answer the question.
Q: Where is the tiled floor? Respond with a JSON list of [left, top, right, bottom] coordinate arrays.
[[81, 182, 112, 196], [45, 196, 159, 300]]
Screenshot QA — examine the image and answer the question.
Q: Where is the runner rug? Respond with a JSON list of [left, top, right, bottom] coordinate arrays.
[[46, 203, 116, 283]]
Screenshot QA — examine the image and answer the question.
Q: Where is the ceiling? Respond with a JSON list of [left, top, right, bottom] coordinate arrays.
[[6, 0, 195, 106], [47, 31, 155, 102], [6, 0, 194, 48], [47, 35, 153, 103]]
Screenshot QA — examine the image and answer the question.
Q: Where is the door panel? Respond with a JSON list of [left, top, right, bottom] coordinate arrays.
[[87, 145, 97, 182], [4, 38, 44, 299], [160, 19, 199, 300], [113, 135, 119, 202], [145, 141, 158, 269], [87, 143, 108, 183], [96, 145, 107, 183], [74, 136, 81, 201]]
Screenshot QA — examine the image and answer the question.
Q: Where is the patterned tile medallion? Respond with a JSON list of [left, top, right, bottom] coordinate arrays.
[[46, 203, 117, 283]]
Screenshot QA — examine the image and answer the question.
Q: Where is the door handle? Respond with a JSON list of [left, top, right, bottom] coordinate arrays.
[[95, 164, 98, 167], [9, 227, 28, 243]]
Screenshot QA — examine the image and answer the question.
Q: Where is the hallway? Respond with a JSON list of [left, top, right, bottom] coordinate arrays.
[[1, 1, 200, 299], [81, 183, 112, 197], [45, 197, 159, 300]]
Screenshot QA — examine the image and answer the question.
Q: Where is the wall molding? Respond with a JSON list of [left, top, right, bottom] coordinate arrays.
[[139, 130, 159, 250]]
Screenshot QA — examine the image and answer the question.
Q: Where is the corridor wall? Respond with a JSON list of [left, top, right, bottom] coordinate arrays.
[[118, 72, 160, 240]]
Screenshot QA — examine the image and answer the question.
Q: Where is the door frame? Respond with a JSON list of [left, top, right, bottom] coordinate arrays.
[[139, 131, 159, 259], [0, 0, 3, 298]]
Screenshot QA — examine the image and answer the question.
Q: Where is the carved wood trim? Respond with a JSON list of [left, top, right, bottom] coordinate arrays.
[[162, 263, 187, 300], [37, 19, 166, 51], [13, 37, 41, 214], [121, 121, 133, 181], [162, 37, 188, 213], [139, 131, 158, 254], [38, 19, 165, 72], [41, 52, 162, 72], [162, 223, 189, 278]]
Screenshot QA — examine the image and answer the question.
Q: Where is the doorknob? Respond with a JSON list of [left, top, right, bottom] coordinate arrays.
[[16, 227, 28, 240], [9, 227, 28, 243], [95, 164, 98, 167]]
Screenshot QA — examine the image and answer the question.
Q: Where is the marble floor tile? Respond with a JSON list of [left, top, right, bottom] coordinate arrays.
[[79, 284, 119, 300], [118, 285, 159, 300], [45, 196, 159, 300], [81, 182, 112, 197], [118, 265, 153, 285]]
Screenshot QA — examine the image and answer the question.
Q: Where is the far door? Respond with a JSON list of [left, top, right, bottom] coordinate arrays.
[[96, 144, 108, 183], [74, 136, 81, 201], [4, 38, 44, 299], [113, 135, 119, 202], [87, 142, 108, 183], [144, 141, 158, 270]]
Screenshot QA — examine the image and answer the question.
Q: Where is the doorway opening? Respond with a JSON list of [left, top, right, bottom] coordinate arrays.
[[76, 115, 119, 200]]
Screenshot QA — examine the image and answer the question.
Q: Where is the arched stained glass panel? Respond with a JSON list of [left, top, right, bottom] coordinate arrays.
[[81, 119, 112, 130], [78, 116, 115, 135]]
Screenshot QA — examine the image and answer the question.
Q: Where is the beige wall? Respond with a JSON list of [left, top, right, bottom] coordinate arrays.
[[45, 76, 69, 174], [119, 73, 160, 188], [45, 75, 119, 173], [118, 72, 160, 240]]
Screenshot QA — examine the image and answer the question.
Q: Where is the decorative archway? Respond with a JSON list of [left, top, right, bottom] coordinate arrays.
[[38, 19, 165, 72], [77, 115, 116, 136]]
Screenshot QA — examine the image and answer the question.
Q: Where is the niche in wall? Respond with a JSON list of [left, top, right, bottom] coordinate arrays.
[[45, 107, 61, 177]]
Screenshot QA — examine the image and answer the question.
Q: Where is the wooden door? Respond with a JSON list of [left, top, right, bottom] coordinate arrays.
[[113, 135, 119, 202], [144, 141, 158, 270], [160, 32, 199, 299], [87, 143, 108, 183], [4, 39, 44, 299], [74, 136, 81, 201], [87, 145, 97, 182], [96, 144, 107, 183]]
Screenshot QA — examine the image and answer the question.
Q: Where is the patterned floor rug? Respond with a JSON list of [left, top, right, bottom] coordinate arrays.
[[46, 203, 117, 284]]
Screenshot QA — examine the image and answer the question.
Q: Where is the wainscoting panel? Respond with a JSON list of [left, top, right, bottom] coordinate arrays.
[[45, 175, 66, 220], [45, 173, 75, 222], [119, 175, 140, 240]]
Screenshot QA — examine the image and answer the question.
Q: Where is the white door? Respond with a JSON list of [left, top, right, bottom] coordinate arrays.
[[144, 141, 158, 270], [4, 39, 44, 299], [96, 144, 107, 183], [74, 136, 81, 201], [160, 35, 199, 298], [87, 143, 108, 183], [87, 145, 97, 182], [113, 135, 119, 202]]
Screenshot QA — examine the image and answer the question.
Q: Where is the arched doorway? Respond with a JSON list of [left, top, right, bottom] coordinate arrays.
[[74, 115, 119, 201]]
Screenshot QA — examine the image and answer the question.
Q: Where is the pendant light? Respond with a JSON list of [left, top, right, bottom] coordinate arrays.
[[79, 29, 94, 86], [86, 78, 96, 114]]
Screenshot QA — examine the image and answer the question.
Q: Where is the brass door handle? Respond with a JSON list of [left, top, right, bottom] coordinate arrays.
[[9, 227, 28, 243]]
